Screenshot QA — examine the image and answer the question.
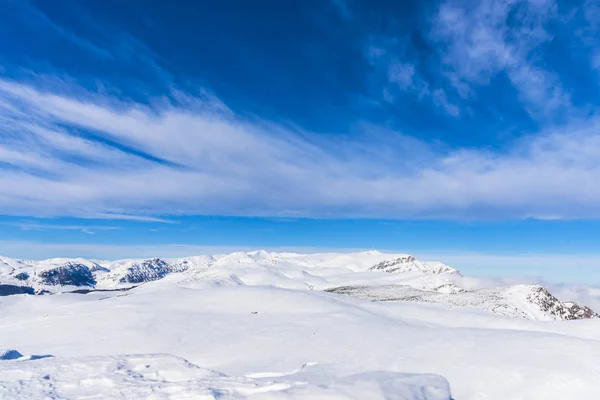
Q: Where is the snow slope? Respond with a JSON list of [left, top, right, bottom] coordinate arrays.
[[0, 352, 451, 400], [1, 251, 600, 399], [327, 283, 599, 320], [2, 282, 600, 399]]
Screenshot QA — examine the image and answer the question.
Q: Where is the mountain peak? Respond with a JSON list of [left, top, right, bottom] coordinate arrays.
[[369, 256, 460, 275], [518, 285, 599, 320]]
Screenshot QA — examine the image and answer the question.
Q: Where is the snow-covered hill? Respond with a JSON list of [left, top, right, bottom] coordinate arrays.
[[1, 251, 600, 399], [327, 283, 599, 321], [0, 251, 595, 322], [369, 255, 461, 275], [2, 275, 600, 399], [101, 258, 189, 285]]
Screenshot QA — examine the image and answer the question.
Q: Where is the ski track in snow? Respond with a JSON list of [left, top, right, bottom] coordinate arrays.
[[1, 250, 600, 399]]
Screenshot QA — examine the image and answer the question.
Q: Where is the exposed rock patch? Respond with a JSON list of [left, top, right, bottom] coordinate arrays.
[[528, 286, 599, 320], [36, 262, 96, 287], [117, 258, 188, 284], [0, 284, 35, 296], [13, 272, 29, 281], [0, 350, 23, 360], [370, 256, 461, 275]]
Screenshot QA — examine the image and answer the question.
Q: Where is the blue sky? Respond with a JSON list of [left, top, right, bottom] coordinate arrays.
[[2, 0, 600, 282]]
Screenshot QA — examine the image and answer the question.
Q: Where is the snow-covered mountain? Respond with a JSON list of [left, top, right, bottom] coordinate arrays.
[[101, 258, 189, 284], [35, 261, 98, 287], [369, 255, 461, 275], [327, 283, 599, 321], [0, 257, 104, 294], [2, 250, 600, 399], [0, 251, 596, 322]]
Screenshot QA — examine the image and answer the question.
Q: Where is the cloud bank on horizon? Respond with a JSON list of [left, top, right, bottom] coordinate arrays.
[[1, 0, 600, 221]]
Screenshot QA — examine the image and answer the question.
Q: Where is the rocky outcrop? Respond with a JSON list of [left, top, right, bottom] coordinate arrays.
[[527, 286, 599, 320], [13, 272, 29, 281], [370, 256, 460, 275], [117, 258, 188, 284], [0, 350, 23, 360], [89, 263, 109, 273], [0, 284, 35, 296], [433, 283, 465, 294], [36, 262, 96, 287]]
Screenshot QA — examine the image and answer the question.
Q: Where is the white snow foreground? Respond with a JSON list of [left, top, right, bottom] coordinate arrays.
[[0, 353, 451, 400], [2, 251, 600, 399]]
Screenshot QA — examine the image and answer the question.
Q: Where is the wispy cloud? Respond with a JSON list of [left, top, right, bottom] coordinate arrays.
[[330, 0, 352, 20], [14, 2, 114, 60], [431, 88, 460, 117], [366, 40, 460, 117], [0, 241, 364, 261], [430, 0, 572, 120], [3, 1, 173, 97], [11, 223, 123, 235], [2, 75, 600, 220], [387, 61, 415, 90], [2, 1, 600, 221], [79, 213, 177, 224]]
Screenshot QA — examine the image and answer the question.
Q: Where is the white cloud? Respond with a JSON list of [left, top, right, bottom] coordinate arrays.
[[2, 77, 600, 220], [431, 88, 460, 117], [414, 251, 600, 283], [365, 36, 461, 117], [580, 0, 600, 78], [0, 241, 363, 261], [387, 62, 415, 89], [431, 0, 571, 120], [10, 223, 123, 235], [412, 251, 600, 306], [545, 283, 600, 312]]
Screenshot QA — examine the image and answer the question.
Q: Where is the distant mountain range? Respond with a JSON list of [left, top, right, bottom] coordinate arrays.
[[0, 251, 596, 321]]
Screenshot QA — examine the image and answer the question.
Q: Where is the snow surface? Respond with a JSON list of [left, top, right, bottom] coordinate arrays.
[[0, 353, 450, 400], [1, 250, 600, 399]]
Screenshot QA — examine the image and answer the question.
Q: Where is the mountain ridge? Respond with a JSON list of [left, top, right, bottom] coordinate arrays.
[[0, 251, 596, 321]]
